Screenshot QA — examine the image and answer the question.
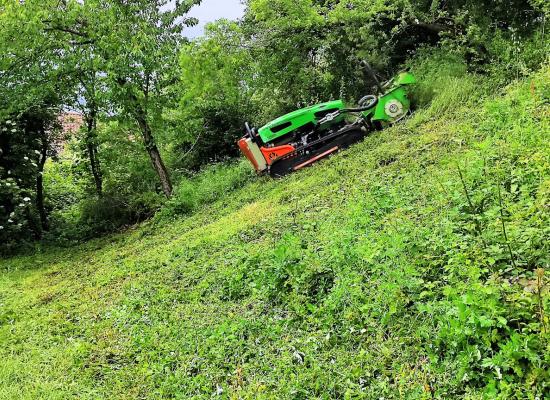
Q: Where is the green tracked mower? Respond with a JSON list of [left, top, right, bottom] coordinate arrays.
[[238, 64, 416, 177]]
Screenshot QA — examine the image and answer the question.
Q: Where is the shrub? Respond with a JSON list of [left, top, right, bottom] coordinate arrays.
[[160, 159, 254, 218]]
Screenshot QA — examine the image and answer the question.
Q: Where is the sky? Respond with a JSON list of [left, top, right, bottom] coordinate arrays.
[[183, 0, 246, 38]]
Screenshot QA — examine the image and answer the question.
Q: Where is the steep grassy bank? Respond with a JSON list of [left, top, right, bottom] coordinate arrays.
[[1, 62, 549, 399]]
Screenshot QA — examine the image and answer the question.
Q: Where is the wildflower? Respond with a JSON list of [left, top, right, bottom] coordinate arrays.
[[24, 156, 29, 161], [8, 219, 13, 223], [23, 197, 31, 202]]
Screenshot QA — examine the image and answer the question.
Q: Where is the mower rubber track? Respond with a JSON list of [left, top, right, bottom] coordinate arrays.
[[269, 125, 366, 177]]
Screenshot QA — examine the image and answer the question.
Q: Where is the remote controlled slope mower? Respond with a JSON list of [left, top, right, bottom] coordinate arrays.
[[238, 70, 416, 177]]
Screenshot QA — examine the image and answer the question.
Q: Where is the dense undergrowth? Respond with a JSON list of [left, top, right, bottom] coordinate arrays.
[[0, 56, 548, 399]]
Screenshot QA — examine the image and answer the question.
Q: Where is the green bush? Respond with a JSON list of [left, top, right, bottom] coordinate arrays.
[[407, 49, 487, 109], [44, 191, 164, 245], [161, 159, 254, 217], [43, 158, 86, 213]]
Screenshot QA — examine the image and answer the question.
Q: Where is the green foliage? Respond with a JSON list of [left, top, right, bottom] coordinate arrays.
[[241, 0, 545, 105], [1, 0, 205, 247], [161, 160, 255, 217], [176, 21, 254, 169], [43, 121, 167, 243], [44, 151, 254, 243], [0, 110, 61, 252], [171, 0, 547, 174], [0, 120, 36, 247], [43, 158, 85, 212], [404, 48, 486, 127], [2, 0, 548, 246]]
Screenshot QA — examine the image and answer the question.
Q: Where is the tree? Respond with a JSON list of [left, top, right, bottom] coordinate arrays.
[[72, 48, 105, 198], [0, 0, 67, 246], [242, 0, 546, 102], [177, 20, 255, 169], [0, 107, 61, 246], [38, 0, 201, 197], [86, 0, 201, 197], [24, 107, 61, 233], [0, 0, 105, 200]]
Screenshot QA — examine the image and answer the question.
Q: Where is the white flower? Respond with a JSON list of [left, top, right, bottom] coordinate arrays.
[[0, 226, 3, 230], [5, 182, 10, 187], [34, 150, 41, 155], [23, 197, 31, 202], [9, 212, 14, 217], [24, 156, 29, 161], [8, 219, 13, 223], [18, 203, 24, 207], [31, 162, 37, 167]]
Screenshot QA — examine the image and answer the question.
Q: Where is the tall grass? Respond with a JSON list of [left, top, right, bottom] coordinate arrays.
[[407, 50, 487, 124], [160, 159, 255, 217]]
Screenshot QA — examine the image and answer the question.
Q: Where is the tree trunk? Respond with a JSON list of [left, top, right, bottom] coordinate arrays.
[[134, 105, 173, 197], [85, 109, 103, 197], [36, 125, 49, 233], [115, 77, 172, 197]]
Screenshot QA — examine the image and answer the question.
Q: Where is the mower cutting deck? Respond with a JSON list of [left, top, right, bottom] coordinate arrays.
[[238, 70, 416, 177]]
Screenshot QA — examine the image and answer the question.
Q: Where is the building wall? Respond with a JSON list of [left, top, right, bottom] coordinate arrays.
[[56, 112, 84, 153], [59, 112, 84, 135]]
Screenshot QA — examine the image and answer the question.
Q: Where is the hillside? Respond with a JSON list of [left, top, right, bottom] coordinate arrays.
[[1, 64, 549, 399]]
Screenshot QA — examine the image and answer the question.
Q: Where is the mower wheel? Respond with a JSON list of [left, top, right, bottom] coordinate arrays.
[[358, 95, 378, 109]]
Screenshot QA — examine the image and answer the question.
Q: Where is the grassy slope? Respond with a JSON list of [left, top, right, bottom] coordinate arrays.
[[0, 63, 549, 399]]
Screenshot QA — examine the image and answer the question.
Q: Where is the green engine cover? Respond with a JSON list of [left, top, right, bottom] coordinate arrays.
[[258, 100, 345, 144]]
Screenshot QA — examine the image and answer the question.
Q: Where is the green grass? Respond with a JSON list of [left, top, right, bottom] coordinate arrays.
[[1, 63, 549, 399]]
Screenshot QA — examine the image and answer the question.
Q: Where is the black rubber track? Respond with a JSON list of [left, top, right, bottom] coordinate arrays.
[[269, 129, 366, 177]]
